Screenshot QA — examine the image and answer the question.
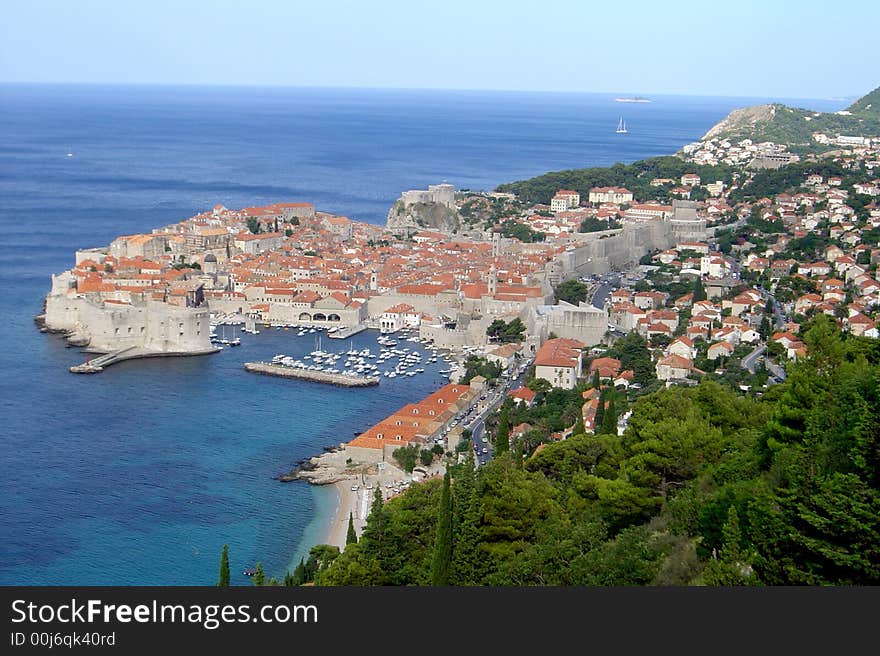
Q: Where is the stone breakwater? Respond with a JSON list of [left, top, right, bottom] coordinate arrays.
[[243, 362, 380, 387]]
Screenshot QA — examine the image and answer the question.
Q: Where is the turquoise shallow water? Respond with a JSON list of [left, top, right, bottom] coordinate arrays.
[[0, 84, 844, 584]]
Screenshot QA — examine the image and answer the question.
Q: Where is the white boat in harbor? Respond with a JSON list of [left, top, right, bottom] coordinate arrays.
[[616, 117, 628, 134]]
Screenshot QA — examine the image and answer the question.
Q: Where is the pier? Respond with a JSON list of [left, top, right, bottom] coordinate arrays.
[[70, 345, 220, 374], [327, 323, 367, 339], [244, 361, 379, 387]]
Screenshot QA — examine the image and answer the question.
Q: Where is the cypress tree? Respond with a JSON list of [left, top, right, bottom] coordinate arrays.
[[721, 505, 743, 564], [600, 397, 617, 435], [252, 562, 265, 587], [495, 406, 510, 454], [357, 486, 391, 582], [572, 411, 586, 436], [431, 472, 453, 585], [456, 484, 483, 585], [283, 570, 295, 586], [594, 392, 606, 430], [217, 544, 230, 587], [291, 558, 306, 585], [346, 511, 358, 546], [693, 277, 707, 302], [591, 368, 600, 390], [451, 455, 477, 584]]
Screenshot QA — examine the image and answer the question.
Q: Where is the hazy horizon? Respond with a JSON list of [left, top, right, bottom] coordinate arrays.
[[0, 80, 862, 108]]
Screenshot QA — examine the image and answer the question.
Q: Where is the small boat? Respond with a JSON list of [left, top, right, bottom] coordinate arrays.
[[243, 567, 256, 577], [616, 116, 628, 134]]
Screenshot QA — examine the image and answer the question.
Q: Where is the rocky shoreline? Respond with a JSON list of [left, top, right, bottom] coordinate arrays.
[[278, 448, 353, 485]]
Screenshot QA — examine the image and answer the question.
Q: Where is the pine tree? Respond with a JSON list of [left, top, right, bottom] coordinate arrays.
[[346, 511, 358, 546], [600, 397, 617, 435], [252, 562, 265, 586], [431, 472, 454, 585], [217, 544, 230, 587], [495, 406, 510, 454]]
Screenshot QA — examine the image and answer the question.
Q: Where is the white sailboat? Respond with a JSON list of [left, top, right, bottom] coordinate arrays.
[[616, 117, 627, 134]]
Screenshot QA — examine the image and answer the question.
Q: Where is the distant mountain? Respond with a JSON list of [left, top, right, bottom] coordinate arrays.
[[845, 86, 880, 115], [699, 85, 880, 148]]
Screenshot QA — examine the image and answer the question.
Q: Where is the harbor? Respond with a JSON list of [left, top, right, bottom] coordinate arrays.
[[244, 327, 453, 387]]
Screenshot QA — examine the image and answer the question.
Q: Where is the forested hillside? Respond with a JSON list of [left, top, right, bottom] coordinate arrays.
[[303, 317, 880, 586], [495, 156, 736, 206]]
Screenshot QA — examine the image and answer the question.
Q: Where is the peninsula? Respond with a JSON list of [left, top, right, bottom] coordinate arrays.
[[38, 184, 705, 373]]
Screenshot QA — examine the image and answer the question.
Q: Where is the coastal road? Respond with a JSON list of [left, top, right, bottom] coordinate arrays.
[[591, 273, 621, 310], [463, 359, 529, 467], [766, 359, 787, 382], [742, 344, 766, 374], [759, 289, 786, 330]]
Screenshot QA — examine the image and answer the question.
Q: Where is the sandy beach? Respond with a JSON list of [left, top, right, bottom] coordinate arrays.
[[325, 480, 359, 549], [296, 448, 435, 551]]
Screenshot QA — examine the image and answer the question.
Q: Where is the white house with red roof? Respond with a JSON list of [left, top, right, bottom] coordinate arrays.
[[667, 335, 696, 360], [707, 341, 734, 360], [509, 386, 537, 407], [380, 302, 421, 333], [534, 337, 584, 390], [550, 190, 581, 212], [656, 354, 702, 382], [588, 187, 633, 204]]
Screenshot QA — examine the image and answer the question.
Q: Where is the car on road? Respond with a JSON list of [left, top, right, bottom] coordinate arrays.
[[350, 484, 359, 491], [481, 437, 488, 442], [481, 447, 488, 453]]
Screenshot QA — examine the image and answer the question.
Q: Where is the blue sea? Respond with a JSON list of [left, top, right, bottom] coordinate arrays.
[[0, 85, 845, 585]]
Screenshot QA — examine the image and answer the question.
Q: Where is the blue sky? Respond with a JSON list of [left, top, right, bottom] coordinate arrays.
[[1, 0, 877, 99]]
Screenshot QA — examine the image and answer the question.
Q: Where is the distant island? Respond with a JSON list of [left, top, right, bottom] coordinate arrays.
[[614, 96, 651, 103]]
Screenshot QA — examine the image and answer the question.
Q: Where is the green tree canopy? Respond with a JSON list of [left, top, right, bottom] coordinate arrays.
[[555, 279, 590, 305]]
